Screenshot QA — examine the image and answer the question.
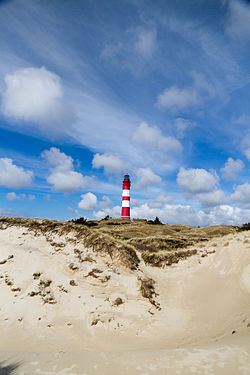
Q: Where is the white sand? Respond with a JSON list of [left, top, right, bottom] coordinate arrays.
[[0, 223, 250, 374]]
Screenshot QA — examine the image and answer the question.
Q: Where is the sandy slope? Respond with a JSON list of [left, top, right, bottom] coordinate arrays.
[[0, 220, 250, 374]]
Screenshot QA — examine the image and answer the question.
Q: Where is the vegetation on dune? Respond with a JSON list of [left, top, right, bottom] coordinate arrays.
[[147, 217, 163, 225], [0, 216, 239, 271], [141, 249, 197, 267], [139, 277, 160, 309], [0, 217, 139, 270], [0, 216, 241, 306], [129, 236, 193, 252], [68, 217, 98, 227], [238, 223, 250, 231]]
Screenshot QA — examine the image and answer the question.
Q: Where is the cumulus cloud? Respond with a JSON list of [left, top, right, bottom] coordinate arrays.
[[78, 192, 98, 211], [157, 86, 199, 112], [134, 168, 162, 189], [241, 134, 250, 161], [177, 167, 218, 195], [148, 192, 174, 208], [1, 67, 74, 135], [231, 183, 250, 206], [6, 192, 26, 201], [93, 206, 121, 220], [133, 122, 182, 151], [99, 195, 112, 208], [132, 122, 182, 171], [174, 118, 196, 138], [226, 0, 250, 41], [177, 167, 225, 208], [0, 158, 33, 188], [221, 157, 244, 181], [197, 190, 226, 208], [93, 201, 250, 226], [92, 153, 127, 175], [135, 28, 157, 58], [41, 147, 88, 193], [156, 71, 215, 113]]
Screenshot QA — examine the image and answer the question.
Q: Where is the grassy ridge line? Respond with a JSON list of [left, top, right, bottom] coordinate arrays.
[[0, 217, 139, 270], [0, 216, 240, 269]]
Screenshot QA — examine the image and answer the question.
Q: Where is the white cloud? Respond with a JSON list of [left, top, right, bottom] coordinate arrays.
[[132, 122, 182, 171], [197, 190, 226, 208], [41, 147, 88, 193], [1, 67, 74, 135], [134, 168, 162, 189], [148, 192, 174, 208], [156, 72, 215, 113], [178, 166, 226, 208], [0, 158, 33, 188], [6, 192, 26, 201], [92, 153, 126, 175], [175, 118, 196, 138], [226, 0, 250, 41], [78, 192, 98, 211], [157, 86, 199, 112], [232, 114, 250, 125], [92, 201, 250, 226], [243, 148, 250, 161], [101, 26, 156, 67], [93, 206, 121, 220], [99, 195, 112, 208], [135, 29, 157, 58], [241, 134, 250, 161], [177, 167, 218, 195], [191, 71, 215, 98], [42, 147, 73, 171], [231, 183, 250, 205], [221, 157, 244, 181], [133, 122, 182, 152], [6, 192, 34, 202], [46, 171, 87, 193]]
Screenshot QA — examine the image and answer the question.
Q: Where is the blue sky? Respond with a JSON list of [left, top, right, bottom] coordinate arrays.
[[0, 0, 250, 225]]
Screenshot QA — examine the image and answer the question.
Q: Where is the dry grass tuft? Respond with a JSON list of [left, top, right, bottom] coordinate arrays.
[[141, 249, 197, 267], [139, 277, 160, 309]]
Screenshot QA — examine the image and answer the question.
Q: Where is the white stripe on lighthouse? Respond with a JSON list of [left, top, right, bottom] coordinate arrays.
[[122, 189, 130, 197], [122, 200, 130, 207]]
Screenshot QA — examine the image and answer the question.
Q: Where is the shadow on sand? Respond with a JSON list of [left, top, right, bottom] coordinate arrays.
[[0, 362, 20, 375]]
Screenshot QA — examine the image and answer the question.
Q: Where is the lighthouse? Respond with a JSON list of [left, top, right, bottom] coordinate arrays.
[[121, 173, 130, 219]]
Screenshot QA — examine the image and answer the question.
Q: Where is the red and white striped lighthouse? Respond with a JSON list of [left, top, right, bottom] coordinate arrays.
[[121, 173, 130, 219]]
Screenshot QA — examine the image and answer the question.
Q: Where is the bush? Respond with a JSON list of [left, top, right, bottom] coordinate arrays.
[[238, 223, 250, 231], [147, 217, 163, 225], [102, 215, 112, 221], [69, 217, 88, 225], [68, 217, 98, 227]]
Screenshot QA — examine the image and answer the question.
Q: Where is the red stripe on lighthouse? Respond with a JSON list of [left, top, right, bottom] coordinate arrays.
[[121, 173, 130, 219]]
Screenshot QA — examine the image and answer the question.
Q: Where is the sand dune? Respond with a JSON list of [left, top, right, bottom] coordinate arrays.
[[0, 217, 250, 374]]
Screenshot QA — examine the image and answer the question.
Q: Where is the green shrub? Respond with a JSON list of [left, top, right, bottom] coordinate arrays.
[[147, 217, 163, 225], [238, 223, 250, 231]]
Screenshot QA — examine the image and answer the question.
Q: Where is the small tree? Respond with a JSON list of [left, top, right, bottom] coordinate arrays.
[[69, 217, 88, 225], [147, 216, 163, 225], [153, 216, 162, 225], [102, 215, 111, 220], [238, 223, 250, 231]]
